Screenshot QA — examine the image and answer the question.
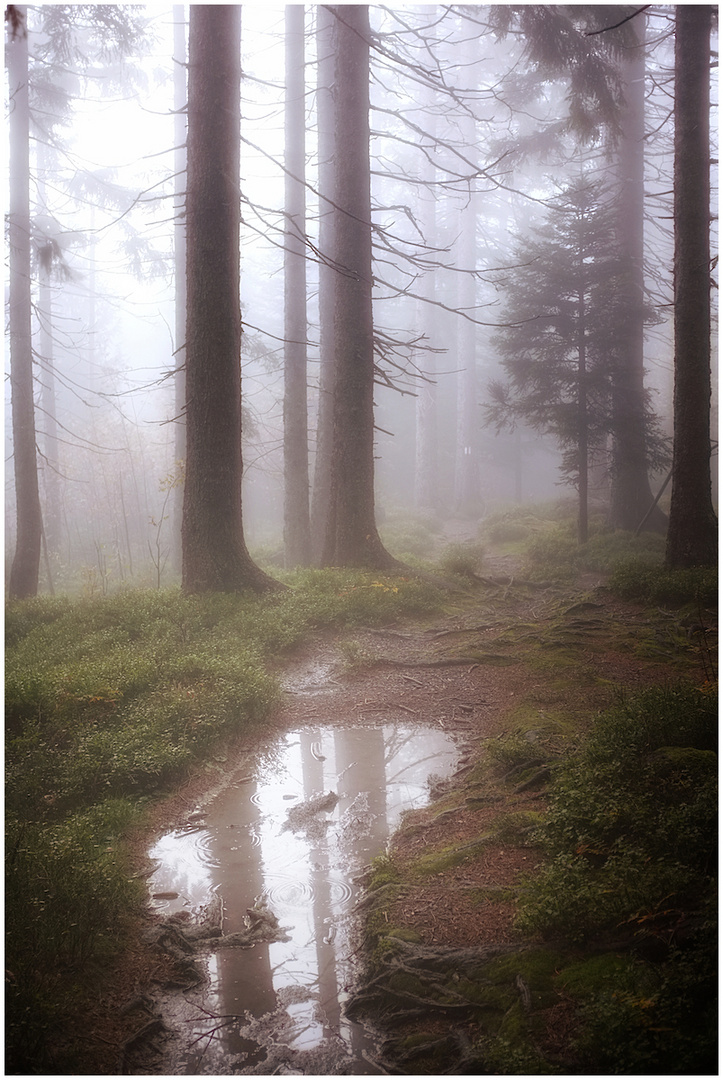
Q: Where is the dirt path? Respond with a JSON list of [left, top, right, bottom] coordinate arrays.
[[77, 567, 705, 1073]]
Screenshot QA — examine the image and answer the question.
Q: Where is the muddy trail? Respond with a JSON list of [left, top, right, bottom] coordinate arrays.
[[93, 562, 709, 1075]]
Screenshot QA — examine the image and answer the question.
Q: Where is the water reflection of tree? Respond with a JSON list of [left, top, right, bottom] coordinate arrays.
[[300, 730, 340, 1032], [334, 727, 389, 862], [333, 726, 390, 1062], [208, 778, 277, 1059]]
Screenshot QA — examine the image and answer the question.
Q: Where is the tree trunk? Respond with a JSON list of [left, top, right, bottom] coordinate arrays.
[[310, 4, 337, 564], [38, 266, 61, 556], [609, 11, 666, 534], [454, 194, 481, 517], [172, 3, 187, 575], [454, 48, 482, 519], [182, 4, 278, 593], [7, 5, 42, 599], [665, 5, 717, 569], [321, 5, 397, 570], [37, 143, 61, 558], [414, 106, 439, 515], [283, 4, 312, 568], [577, 286, 589, 545]]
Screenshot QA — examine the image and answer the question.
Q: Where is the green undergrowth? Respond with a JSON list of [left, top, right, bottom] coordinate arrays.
[[524, 522, 666, 582], [609, 558, 718, 608], [515, 683, 718, 1073], [5, 569, 443, 1073], [516, 684, 717, 942], [378, 510, 443, 563], [357, 683, 717, 1074]]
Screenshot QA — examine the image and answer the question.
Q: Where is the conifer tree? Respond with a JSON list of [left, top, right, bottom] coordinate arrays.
[[320, 5, 398, 569], [182, 4, 278, 593], [487, 177, 631, 543], [665, 5, 717, 568]]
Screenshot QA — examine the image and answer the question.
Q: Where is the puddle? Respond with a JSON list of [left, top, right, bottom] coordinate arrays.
[[146, 722, 458, 1074]]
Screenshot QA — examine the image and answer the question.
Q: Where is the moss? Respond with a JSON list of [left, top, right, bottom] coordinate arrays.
[[366, 854, 402, 890], [646, 745, 717, 781], [477, 1034, 557, 1075], [455, 977, 514, 1013], [388, 970, 426, 997], [556, 952, 649, 999], [468, 886, 517, 906], [409, 835, 492, 876], [486, 948, 568, 988], [492, 810, 546, 843], [385, 926, 422, 944], [498, 999, 528, 1041]]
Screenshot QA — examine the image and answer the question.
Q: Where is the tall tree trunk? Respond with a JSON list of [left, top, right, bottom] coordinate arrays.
[[665, 5, 717, 568], [321, 5, 397, 569], [172, 3, 187, 575], [609, 11, 666, 534], [37, 144, 61, 557], [454, 196, 481, 517], [453, 37, 482, 519], [310, 4, 337, 564], [577, 286, 589, 545], [7, 6, 42, 599], [414, 112, 439, 515], [38, 267, 61, 555], [283, 4, 312, 568], [182, 4, 278, 593]]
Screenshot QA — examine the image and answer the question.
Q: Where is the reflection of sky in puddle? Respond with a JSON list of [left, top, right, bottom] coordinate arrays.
[[149, 723, 457, 1072]]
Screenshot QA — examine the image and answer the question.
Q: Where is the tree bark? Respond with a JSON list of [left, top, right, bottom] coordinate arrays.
[[283, 4, 312, 568], [321, 5, 397, 570], [454, 38, 482, 518], [171, 3, 187, 575], [7, 5, 42, 599], [414, 119, 439, 515], [182, 4, 278, 593], [665, 5, 717, 569], [37, 143, 61, 559], [454, 192, 481, 517], [609, 10, 666, 534], [310, 4, 337, 564], [577, 285, 589, 545]]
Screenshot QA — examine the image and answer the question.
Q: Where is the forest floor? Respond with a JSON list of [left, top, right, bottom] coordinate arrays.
[[66, 538, 713, 1074]]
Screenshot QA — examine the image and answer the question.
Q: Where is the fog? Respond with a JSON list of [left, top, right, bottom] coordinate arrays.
[[6, 4, 713, 593]]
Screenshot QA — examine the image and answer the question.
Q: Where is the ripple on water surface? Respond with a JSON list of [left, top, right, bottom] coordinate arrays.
[[148, 721, 458, 1074]]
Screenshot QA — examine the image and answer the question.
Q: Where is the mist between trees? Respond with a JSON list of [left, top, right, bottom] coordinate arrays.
[[5, 4, 718, 597]]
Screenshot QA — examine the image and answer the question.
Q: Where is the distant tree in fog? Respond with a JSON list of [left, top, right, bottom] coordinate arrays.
[[283, 4, 312, 569], [489, 5, 672, 533], [665, 5, 717, 569], [608, 10, 668, 534], [6, 2, 147, 597], [171, 3, 187, 576], [182, 4, 278, 593], [487, 176, 647, 544], [309, 5, 336, 565]]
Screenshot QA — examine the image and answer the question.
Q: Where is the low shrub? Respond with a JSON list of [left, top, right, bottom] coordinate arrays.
[[518, 685, 716, 941], [379, 512, 441, 561], [609, 558, 718, 607], [438, 542, 485, 579], [514, 685, 717, 1072]]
